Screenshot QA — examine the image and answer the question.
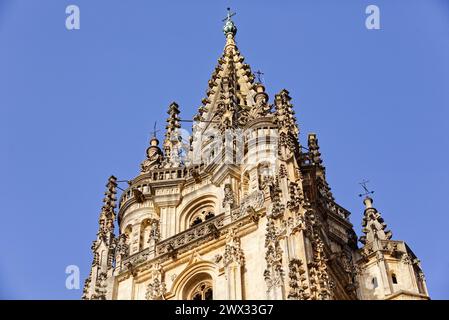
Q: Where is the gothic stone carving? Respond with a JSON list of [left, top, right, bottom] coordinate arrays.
[[115, 233, 130, 260], [91, 272, 108, 300], [287, 181, 304, 212], [223, 183, 236, 209], [288, 259, 309, 300], [145, 264, 166, 300], [264, 219, 285, 294], [232, 190, 264, 221], [223, 228, 244, 267]]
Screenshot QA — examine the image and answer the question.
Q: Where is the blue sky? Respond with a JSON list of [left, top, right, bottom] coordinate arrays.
[[0, 0, 448, 299]]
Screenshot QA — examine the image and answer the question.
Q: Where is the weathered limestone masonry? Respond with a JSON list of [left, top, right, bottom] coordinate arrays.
[[82, 11, 429, 300]]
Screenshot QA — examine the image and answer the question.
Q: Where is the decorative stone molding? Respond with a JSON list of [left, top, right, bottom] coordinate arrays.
[[308, 237, 332, 300], [115, 233, 130, 260], [267, 181, 285, 220], [90, 272, 107, 300], [287, 181, 304, 211], [287, 259, 309, 300], [287, 214, 305, 235], [232, 190, 264, 221], [149, 219, 160, 242], [145, 264, 166, 300], [264, 219, 285, 297], [223, 183, 236, 209], [223, 228, 244, 267], [157, 214, 227, 256]]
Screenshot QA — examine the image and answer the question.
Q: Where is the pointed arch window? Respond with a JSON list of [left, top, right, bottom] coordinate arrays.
[[191, 216, 203, 227], [205, 211, 215, 220], [189, 281, 213, 300], [189, 206, 215, 228]]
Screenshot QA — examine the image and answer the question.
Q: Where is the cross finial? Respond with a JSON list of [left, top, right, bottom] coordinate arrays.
[[358, 179, 375, 198], [222, 7, 236, 22], [150, 121, 160, 139], [255, 70, 265, 83]]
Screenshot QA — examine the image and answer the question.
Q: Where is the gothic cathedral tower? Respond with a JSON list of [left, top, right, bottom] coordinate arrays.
[[82, 10, 429, 300]]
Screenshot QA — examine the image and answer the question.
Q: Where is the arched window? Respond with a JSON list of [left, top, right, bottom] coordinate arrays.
[[140, 219, 151, 250], [391, 273, 398, 284], [205, 211, 215, 220], [189, 281, 213, 300], [189, 206, 215, 228], [191, 216, 203, 227], [124, 225, 132, 247], [372, 277, 378, 289], [242, 172, 250, 197]]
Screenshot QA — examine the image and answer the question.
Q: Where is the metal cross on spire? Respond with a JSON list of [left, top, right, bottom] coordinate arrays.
[[222, 7, 236, 22], [150, 121, 160, 139], [358, 179, 375, 198], [255, 70, 265, 83]]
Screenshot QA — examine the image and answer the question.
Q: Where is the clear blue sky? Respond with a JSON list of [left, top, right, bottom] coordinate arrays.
[[0, 0, 448, 300]]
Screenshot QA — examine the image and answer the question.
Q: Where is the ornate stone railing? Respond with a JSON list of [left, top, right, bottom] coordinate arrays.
[[121, 248, 150, 269], [118, 164, 207, 208], [118, 206, 262, 274], [119, 183, 153, 207], [156, 213, 227, 255]]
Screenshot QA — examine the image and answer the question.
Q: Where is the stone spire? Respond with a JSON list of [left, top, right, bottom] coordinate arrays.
[[359, 196, 392, 245], [307, 133, 322, 165], [98, 175, 118, 241], [82, 175, 118, 300], [307, 133, 334, 200], [163, 102, 182, 167], [274, 89, 299, 138], [192, 8, 256, 134], [356, 195, 428, 300], [274, 90, 300, 159]]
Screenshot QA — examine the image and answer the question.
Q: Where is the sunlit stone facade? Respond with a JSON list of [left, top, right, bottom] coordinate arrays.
[[82, 12, 429, 301]]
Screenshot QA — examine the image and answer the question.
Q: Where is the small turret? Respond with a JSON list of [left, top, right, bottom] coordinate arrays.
[[356, 194, 429, 300]]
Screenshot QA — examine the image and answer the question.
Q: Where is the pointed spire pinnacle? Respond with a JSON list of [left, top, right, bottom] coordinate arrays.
[[83, 175, 117, 300], [191, 9, 257, 132], [164, 102, 181, 147], [101, 175, 117, 219], [307, 133, 322, 165], [163, 102, 182, 166], [359, 196, 393, 245], [274, 89, 300, 137], [97, 175, 117, 240]]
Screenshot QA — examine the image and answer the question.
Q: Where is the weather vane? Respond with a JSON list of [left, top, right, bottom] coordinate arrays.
[[255, 70, 264, 83], [358, 179, 375, 198], [222, 7, 236, 22]]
